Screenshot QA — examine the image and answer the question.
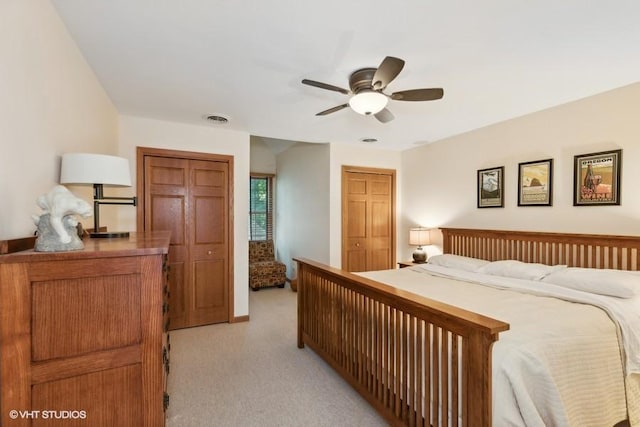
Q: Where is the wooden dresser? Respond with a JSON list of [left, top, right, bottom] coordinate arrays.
[[0, 232, 171, 427]]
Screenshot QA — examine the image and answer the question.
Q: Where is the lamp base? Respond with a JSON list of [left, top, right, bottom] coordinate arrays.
[[89, 231, 130, 239], [412, 247, 427, 263]]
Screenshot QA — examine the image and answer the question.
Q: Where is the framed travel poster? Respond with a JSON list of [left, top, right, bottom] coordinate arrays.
[[477, 166, 504, 208], [573, 149, 622, 206], [518, 158, 553, 206]]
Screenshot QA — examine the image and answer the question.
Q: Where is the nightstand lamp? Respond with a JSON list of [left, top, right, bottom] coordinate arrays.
[[409, 227, 431, 263], [60, 153, 137, 238]]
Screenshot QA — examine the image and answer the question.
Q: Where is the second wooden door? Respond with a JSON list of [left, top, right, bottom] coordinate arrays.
[[342, 166, 396, 272]]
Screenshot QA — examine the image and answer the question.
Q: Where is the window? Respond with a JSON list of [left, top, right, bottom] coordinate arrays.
[[249, 174, 273, 240]]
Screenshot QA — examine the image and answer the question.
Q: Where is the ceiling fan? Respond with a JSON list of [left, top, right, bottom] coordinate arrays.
[[301, 56, 443, 123]]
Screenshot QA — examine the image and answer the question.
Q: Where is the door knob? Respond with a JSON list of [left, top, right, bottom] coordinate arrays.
[[207, 250, 212, 255], [355, 243, 360, 247]]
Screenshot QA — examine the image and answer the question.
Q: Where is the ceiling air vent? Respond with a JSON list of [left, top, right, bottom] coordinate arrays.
[[360, 137, 378, 143], [205, 114, 230, 124]]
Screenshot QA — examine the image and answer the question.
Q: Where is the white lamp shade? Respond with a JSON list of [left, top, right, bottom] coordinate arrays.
[[60, 153, 132, 186], [348, 91, 388, 115], [409, 228, 431, 246]]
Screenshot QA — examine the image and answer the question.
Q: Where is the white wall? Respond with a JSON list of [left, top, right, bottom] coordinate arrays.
[[275, 143, 331, 278], [118, 115, 251, 318], [401, 82, 640, 260], [0, 0, 118, 239], [329, 143, 403, 267], [249, 137, 277, 174]]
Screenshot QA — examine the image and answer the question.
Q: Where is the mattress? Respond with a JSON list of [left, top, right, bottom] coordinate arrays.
[[358, 263, 639, 427]]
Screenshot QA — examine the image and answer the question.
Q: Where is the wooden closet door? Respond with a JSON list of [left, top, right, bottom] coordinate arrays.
[[142, 152, 230, 329], [342, 167, 395, 272], [189, 159, 229, 325], [145, 156, 190, 329]]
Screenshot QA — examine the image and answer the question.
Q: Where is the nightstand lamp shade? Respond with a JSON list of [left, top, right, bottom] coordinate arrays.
[[409, 227, 431, 263], [60, 153, 137, 238]]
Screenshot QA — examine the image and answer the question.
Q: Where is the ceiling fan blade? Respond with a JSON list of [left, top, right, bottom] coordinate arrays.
[[316, 104, 349, 116], [372, 56, 405, 90], [302, 79, 349, 95], [390, 88, 444, 101], [374, 108, 394, 123]]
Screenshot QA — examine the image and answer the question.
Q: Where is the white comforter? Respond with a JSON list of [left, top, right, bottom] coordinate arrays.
[[358, 264, 639, 427]]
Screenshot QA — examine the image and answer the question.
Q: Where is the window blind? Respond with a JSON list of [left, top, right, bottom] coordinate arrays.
[[249, 175, 273, 240]]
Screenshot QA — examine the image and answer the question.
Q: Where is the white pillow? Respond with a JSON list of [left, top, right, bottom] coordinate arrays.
[[478, 260, 566, 281], [427, 254, 489, 272], [542, 267, 639, 298]]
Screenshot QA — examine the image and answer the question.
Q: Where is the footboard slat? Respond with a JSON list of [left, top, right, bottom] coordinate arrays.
[[394, 309, 401, 417], [424, 322, 431, 427], [452, 333, 460, 427], [442, 330, 449, 427], [431, 326, 440, 427], [295, 258, 509, 427]]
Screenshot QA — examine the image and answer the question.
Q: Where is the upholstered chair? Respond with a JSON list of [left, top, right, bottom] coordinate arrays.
[[248, 240, 286, 290]]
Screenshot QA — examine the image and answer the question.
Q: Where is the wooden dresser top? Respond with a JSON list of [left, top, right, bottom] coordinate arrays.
[[0, 231, 171, 263]]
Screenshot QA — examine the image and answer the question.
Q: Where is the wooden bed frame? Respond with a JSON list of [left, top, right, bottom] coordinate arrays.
[[295, 228, 640, 427]]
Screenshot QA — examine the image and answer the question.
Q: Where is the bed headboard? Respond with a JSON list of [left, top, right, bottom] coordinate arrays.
[[441, 228, 640, 271]]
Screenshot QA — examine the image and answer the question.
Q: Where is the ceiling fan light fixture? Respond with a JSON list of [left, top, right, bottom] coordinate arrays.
[[348, 91, 388, 116]]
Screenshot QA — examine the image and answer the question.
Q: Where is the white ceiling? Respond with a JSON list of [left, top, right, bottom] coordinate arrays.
[[52, 0, 640, 151]]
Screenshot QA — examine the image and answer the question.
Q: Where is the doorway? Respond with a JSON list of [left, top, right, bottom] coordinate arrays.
[[137, 147, 234, 329], [341, 166, 396, 272]]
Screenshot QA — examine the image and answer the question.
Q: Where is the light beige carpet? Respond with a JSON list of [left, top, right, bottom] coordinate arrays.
[[166, 285, 388, 427]]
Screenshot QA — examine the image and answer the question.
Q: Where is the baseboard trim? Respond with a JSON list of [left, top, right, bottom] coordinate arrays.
[[231, 315, 250, 323]]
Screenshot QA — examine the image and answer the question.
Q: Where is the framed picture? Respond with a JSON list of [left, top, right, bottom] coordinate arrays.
[[573, 149, 622, 206], [518, 158, 553, 206], [477, 166, 504, 208]]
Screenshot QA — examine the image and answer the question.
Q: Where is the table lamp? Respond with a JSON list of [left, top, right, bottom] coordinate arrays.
[[409, 227, 431, 263], [60, 153, 137, 238]]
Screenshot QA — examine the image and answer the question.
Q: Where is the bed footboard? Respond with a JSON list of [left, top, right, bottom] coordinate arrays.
[[295, 258, 509, 427]]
